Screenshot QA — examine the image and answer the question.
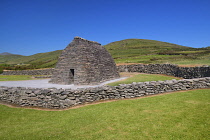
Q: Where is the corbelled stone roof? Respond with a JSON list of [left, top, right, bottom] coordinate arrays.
[[74, 36, 101, 45], [49, 37, 119, 85]]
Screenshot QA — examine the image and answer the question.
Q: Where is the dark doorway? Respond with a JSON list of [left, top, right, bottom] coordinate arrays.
[[70, 69, 74, 76], [69, 69, 75, 84]]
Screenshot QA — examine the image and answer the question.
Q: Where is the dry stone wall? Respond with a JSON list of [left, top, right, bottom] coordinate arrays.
[[2, 64, 210, 79], [118, 64, 210, 79], [0, 77, 210, 109], [2, 68, 54, 75]]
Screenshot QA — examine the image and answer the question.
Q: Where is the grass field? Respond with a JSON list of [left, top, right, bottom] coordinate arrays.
[[0, 89, 209, 140], [0, 75, 35, 81], [107, 73, 181, 86]]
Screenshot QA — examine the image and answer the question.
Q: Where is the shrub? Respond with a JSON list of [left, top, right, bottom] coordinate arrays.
[[0, 67, 3, 74]]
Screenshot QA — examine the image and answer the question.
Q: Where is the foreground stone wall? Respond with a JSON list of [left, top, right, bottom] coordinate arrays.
[[2, 64, 210, 79], [118, 64, 210, 79], [0, 77, 209, 109]]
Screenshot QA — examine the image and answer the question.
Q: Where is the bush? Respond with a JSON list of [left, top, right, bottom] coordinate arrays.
[[0, 67, 3, 74]]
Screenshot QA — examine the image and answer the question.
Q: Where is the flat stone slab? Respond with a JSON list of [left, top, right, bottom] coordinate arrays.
[[0, 77, 127, 89]]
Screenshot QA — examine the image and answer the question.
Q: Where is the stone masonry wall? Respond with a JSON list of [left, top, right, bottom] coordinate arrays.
[[118, 64, 210, 79], [0, 77, 210, 109], [2, 64, 210, 79], [2, 68, 54, 75]]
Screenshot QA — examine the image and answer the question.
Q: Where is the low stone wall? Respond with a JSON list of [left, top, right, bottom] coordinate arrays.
[[2, 68, 54, 75], [2, 64, 210, 79], [118, 64, 210, 79], [1, 77, 209, 109]]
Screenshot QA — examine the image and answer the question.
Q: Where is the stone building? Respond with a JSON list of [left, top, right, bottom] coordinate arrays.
[[49, 37, 120, 85]]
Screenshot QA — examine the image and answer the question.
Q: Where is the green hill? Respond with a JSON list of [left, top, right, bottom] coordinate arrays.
[[0, 39, 209, 70], [0, 54, 23, 64], [104, 39, 210, 65], [0, 50, 62, 70]]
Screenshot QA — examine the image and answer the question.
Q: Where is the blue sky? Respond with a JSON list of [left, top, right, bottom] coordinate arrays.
[[0, 0, 210, 56]]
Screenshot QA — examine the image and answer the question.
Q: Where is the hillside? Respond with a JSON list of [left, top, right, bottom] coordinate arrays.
[[0, 54, 23, 64], [0, 50, 62, 70], [0, 39, 209, 70], [104, 39, 210, 65]]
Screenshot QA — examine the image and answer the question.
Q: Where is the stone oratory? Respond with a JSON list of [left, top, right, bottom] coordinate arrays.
[[49, 37, 120, 85]]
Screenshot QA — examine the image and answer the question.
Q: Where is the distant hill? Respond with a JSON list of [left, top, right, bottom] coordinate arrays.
[[0, 39, 209, 70], [0, 50, 62, 69], [0, 52, 24, 65], [0, 52, 21, 56]]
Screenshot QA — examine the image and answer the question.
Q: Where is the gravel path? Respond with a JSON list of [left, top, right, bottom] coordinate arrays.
[[0, 77, 127, 89]]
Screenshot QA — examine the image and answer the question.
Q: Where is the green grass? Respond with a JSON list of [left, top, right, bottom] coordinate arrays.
[[172, 53, 210, 65], [107, 73, 181, 86], [175, 50, 207, 54], [0, 89, 209, 139], [0, 75, 47, 81]]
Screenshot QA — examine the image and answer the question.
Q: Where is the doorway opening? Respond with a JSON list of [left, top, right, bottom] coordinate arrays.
[[69, 69, 75, 84], [70, 69, 74, 77]]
